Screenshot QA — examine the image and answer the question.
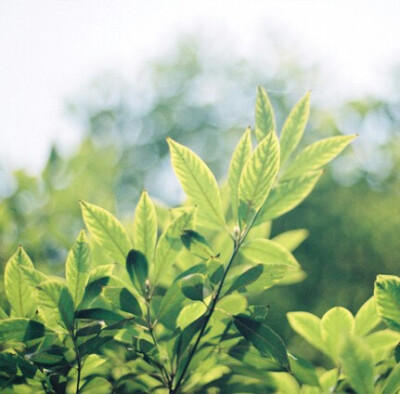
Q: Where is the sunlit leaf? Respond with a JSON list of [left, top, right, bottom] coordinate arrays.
[[0, 318, 51, 343], [238, 131, 280, 226], [228, 127, 252, 218], [4, 247, 36, 318], [103, 287, 142, 316], [66, 230, 91, 307], [225, 264, 264, 295], [177, 302, 207, 330], [256, 171, 322, 223], [217, 294, 247, 315], [180, 274, 205, 301], [354, 297, 380, 337], [133, 190, 157, 266], [272, 229, 309, 252], [255, 86, 275, 142], [374, 275, 400, 331], [168, 138, 225, 229], [383, 363, 400, 394], [288, 354, 319, 387], [340, 336, 374, 394], [282, 135, 356, 180], [80, 200, 132, 264], [280, 91, 310, 164], [181, 229, 215, 260]]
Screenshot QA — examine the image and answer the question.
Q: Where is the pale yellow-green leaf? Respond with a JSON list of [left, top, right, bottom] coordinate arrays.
[[66, 230, 91, 308], [374, 275, 400, 331], [287, 312, 326, 354], [228, 127, 252, 219], [321, 307, 354, 362], [4, 246, 36, 318], [354, 297, 380, 337], [241, 239, 300, 268], [238, 131, 280, 225], [256, 171, 322, 223], [383, 363, 400, 394], [177, 302, 207, 330], [153, 208, 195, 286], [255, 86, 275, 142], [133, 190, 157, 265], [364, 329, 399, 351], [168, 138, 225, 229], [267, 372, 300, 393], [272, 229, 309, 252], [80, 201, 132, 264], [340, 336, 374, 394], [280, 91, 310, 164], [282, 135, 356, 180], [217, 293, 247, 315]]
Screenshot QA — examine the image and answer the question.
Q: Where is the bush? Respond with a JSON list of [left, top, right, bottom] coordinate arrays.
[[2, 87, 384, 393]]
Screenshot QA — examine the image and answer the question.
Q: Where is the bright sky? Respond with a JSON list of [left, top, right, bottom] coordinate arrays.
[[1, 0, 399, 172]]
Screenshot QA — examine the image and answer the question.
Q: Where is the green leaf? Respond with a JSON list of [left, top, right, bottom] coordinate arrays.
[[240, 239, 300, 268], [126, 249, 148, 294], [133, 190, 157, 265], [375, 275, 400, 331], [255, 86, 275, 142], [282, 135, 356, 180], [167, 138, 225, 229], [207, 258, 224, 284], [280, 91, 310, 164], [238, 131, 280, 226], [383, 363, 400, 394], [75, 308, 127, 324], [180, 274, 205, 301], [288, 354, 319, 387], [80, 200, 132, 264], [0, 318, 51, 343], [233, 314, 290, 370], [177, 302, 207, 330], [4, 246, 36, 318], [181, 229, 215, 260], [37, 280, 75, 331], [66, 230, 91, 308], [354, 297, 380, 337], [217, 294, 247, 315], [287, 312, 326, 354], [340, 336, 374, 394], [80, 377, 113, 394], [228, 127, 252, 218], [256, 171, 322, 223], [0, 306, 8, 319], [225, 264, 264, 295], [103, 286, 142, 316], [364, 329, 399, 350], [321, 307, 354, 361], [272, 229, 309, 252], [153, 208, 195, 286]]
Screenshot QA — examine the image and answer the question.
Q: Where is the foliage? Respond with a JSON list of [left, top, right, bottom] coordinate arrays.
[[0, 89, 356, 392]]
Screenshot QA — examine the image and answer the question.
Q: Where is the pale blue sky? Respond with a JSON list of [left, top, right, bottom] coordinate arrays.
[[1, 0, 399, 172]]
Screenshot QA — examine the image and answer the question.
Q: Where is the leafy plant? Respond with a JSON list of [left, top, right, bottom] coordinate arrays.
[[0, 87, 355, 393]]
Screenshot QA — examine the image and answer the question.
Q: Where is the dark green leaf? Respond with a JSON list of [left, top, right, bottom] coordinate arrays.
[[180, 273, 205, 301], [103, 286, 142, 316], [225, 264, 264, 295], [126, 249, 149, 294], [181, 229, 215, 260]]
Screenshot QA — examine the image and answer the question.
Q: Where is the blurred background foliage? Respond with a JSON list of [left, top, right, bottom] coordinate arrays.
[[0, 37, 399, 360]]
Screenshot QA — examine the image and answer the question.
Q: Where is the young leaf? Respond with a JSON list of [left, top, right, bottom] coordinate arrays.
[[240, 239, 300, 268], [354, 297, 380, 337], [374, 275, 400, 332], [255, 171, 322, 223], [280, 92, 310, 164], [167, 138, 225, 229], [339, 336, 374, 394], [255, 86, 275, 142], [217, 294, 247, 315], [133, 190, 157, 265], [233, 314, 290, 370], [66, 230, 91, 308], [177, 302, 207, 330], [228, 127, 252, 218], [80, 200, 132, 264], [321, 307, 354, 362], [238, 131, 280, 226], [180, 273, 205, 301], [282, 135, 356, 180], [287, 312, 326, 354], [0, 318, 50, 343], [288, 354, 320, 387], [153, 208, 195, 286], [37, 280, 75, 332], [103, 287, 142, 316], [4, 247, 36, 318], [181, 229, 215, 260], [126, 249, 149, 294], [383, 363, 400, 394], [272, 229, 309, 252]]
